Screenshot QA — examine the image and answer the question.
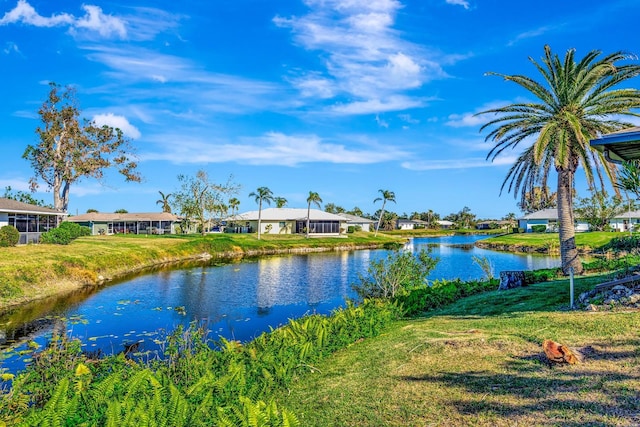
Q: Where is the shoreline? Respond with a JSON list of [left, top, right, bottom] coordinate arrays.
[[0, 240, 390, 316]]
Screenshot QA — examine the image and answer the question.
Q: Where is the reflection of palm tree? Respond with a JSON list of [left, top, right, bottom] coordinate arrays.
[[479, 46, 640, 275], [374, 189, 395, 236], [275, 197, 288, 208], [249, 187, 274, 240], [156, 191, 172, 213], [306, 191, 323, 238]]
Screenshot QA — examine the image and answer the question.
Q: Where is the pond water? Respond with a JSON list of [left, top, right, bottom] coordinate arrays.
[[0, 235, 560, 374]]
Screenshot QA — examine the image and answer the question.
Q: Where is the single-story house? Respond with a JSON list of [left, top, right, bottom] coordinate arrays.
[[337, 213, 376, 232], [227, 208, 347, 236], [438, 220, 455, 229], [518, 208, 590, 233], [0, 197, 66, 244], [396, 219, 429, 230], [609, 210, 640, 232], [476, 220, 513, 230], [65, 212, 182, 235]]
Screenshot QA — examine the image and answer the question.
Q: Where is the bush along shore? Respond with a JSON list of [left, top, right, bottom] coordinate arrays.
[[0, 233, 404, 314]]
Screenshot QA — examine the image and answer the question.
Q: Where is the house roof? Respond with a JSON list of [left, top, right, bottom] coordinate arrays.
[[438, 220, 454, 226], [612, 210, 640, 219], [590, 127, 640, 163], [0, 197, 65, 216], [230, 208, 347, 222], [337, 213, 376, 223], [397, 218, 428, 225], [519, 208, 558, 220], [65, 212, 181, 222]]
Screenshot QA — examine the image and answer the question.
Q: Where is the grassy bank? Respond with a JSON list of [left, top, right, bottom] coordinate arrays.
[[281, 275, 640, 426], [0, 232, 402, 312], [477, 231, 624, 254]]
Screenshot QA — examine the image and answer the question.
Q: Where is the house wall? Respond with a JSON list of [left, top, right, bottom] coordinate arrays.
[[610, 218, 640, 232], [520, 218, 548, 232], [397, 222, 414, 230], [0, 212, 7, 228]]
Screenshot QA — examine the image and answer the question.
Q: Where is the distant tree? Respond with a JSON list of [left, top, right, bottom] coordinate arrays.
[[421, 210, 440, 228], [348, 206, 364, 217], [228, 197, 240, 217], [502, 212, 517, 233], [156, 191, 172, 213], [23, 83, 141, 213], [306, 191, 323, 238], [274, 197, 288, 208], [518, 186, 557, 214], [3, 186, 51, 208], [249, 187, 274, 240], [174, 170, 239, 235], [373, 189, 396, 236], [324, 203, 345, 214], [86, 208, 98, 213], [574, 191, 625, 231], [114, 209, 128, 213]]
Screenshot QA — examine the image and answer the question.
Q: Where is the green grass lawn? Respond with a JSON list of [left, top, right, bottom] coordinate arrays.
[[280, 276, 640, 426], [480, 231, 626, 253]]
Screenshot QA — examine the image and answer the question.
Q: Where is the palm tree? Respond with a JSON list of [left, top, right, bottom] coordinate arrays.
[[373, 189, 396, 236], [249, 187, 274, 240], [306, 191, 323, 238], [228, 197, 240, 217], [156, 191, 172, 213], [478, 45, 640, 275], [274, 197, 288, 208]]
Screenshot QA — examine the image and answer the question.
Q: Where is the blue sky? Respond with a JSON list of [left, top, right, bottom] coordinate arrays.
[[1, 0, 639, 219]]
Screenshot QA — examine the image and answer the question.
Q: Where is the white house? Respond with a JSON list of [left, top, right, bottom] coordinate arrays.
[[228, 208, 348, 236], [337, 213, 376, 232], [65, 212, 182, 235], [0, 197, 66, 244], [518, 208, 590, 233], [609, 210, 640, 232], [396, 219, 428, 230]]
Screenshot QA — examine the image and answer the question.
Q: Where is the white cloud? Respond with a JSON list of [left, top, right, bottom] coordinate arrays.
[[330, 95, 426, 115], [445, 101, 511, 127], [445, 0, 470, 10], [0, 1, 126, 39], [398, 114, 419, 124], [71, 5, 126, 39], [140, 131, 409, 166], [508, 26, 553, 46], [275, 0, 448, 114], [3, 41, 21, 55], [0, 0, 73, 27], [93, 113, 141, 139], [375, 114, 389, 128], [401, 154, 518, 171]]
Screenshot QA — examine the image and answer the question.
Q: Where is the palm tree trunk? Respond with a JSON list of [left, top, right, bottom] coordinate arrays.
[[306, 203, 310, 239], [257, 200, 262, 240], [375, 201, 386, 237], [557, 168, 583, 275]]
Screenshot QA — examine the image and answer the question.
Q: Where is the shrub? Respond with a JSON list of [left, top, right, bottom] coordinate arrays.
[[352, 249, 438, 299], [0, 225, 20, 247], [40, 222, 91, 245], [531, 225, 547, 233], [347, 226, 355, 233], [395, 278, 499, 316]]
